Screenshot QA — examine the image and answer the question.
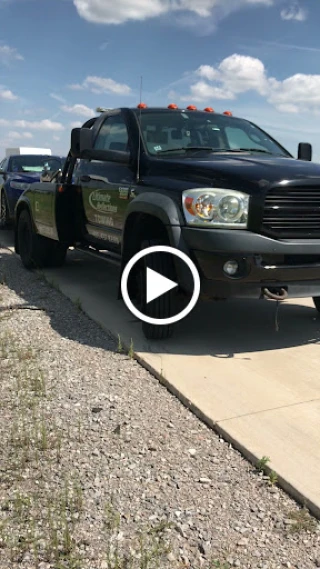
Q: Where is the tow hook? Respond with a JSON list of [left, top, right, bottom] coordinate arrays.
[[262, 287, 288, 301], [262, 287, 288, 331]]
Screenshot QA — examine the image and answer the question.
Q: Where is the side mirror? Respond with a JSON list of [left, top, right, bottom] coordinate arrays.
[[80, 127, 94, 154], [298, 142, 312, 161], [79, 128, 130, 165], [70, 128, 81, 158], [80, 148, 131, 165]]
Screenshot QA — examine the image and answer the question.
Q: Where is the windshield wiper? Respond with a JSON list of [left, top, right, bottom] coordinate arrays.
[[156, 146, 274, 155], [237, 148, 273, 154], [156, 146, 215, 154], [206, 148, 274, 154]]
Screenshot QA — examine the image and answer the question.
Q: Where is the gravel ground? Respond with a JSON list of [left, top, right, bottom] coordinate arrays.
[[1, 243, 320, 569]]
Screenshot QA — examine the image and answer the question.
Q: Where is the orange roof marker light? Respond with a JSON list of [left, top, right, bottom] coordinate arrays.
[[168, 103, 178, 109], [186, 105, 197, 110], [204, 107, 214, 113], [137, 103, 147, 109], [223, 110, 232, 116]]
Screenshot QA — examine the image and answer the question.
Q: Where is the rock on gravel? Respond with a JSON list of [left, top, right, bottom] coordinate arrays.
[[0, 244, 320, 569]]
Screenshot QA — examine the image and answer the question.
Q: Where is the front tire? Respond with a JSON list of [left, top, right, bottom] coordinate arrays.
[[137, 238, 176, 340]]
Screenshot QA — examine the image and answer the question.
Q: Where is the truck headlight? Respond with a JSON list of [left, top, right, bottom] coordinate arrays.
[[10, 181, 30, 191], [182, 188, 249, 228]]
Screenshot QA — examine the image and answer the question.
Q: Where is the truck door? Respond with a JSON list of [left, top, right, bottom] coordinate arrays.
[[32, 183, 57, 240], [77, 113, 133, 253]]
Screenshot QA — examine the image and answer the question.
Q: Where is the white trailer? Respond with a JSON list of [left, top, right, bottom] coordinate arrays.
[[5, 147, 52, 157]]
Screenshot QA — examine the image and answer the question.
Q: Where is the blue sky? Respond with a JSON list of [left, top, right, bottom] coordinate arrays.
[[0, 0, 320, 160]]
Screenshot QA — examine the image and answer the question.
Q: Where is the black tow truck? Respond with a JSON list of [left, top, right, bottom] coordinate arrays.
[[13, 104, 320, 339]]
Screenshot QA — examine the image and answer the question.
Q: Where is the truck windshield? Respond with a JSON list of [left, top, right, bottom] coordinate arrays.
[[137, 110, 290, 158], [9, 155, 63, 173]]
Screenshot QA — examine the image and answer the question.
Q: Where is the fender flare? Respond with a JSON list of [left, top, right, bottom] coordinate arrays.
[[122, 191, 185, 247], [118, 192, 193, 298]]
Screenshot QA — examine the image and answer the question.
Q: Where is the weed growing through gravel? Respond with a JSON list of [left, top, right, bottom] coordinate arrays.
[[74, 297, 83, 311], [47, 277, 61, 291], [287, 506, 318, 534], [256, 455, 270, 472], [102, 502, 173, 569], [128, 338, 134, 359], [117, 334, 124, 353], [268, 470, 278, 486], [255, 456, 279, 487]]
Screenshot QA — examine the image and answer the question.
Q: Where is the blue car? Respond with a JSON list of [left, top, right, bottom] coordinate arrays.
[[0, 154, 65, 228]]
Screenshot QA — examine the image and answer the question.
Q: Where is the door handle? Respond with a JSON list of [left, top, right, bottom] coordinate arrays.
[[80, 175, 91, 183]]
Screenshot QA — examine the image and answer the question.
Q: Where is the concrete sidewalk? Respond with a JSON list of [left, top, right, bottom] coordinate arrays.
[[2, 232, 320, 517]]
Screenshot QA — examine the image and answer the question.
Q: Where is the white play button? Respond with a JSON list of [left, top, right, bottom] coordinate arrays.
[[146, 267, 178, 304], [121, 245, 200, 327]]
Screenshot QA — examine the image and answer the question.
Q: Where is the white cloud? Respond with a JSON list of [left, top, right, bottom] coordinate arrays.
[[50, 93, 67, 104], [67, 83, 84, 91], [197, 65, 220, 82], [0, 44, 24, 65], [179, 53, 320, 114], [0, 118, 64, 131], [182, 81, 234, 102], [7, 131, 22, 140], [68, 76, 132, 96], [0, 88, 18, 100], [281, 3, 307, 21], [218, 54, 269, 95], [268, 74, 320, 113], [70, 121, 83, 128], [72, 0, 274, 25], [7, 131, 33, 140], [61, 104, 94, 118], [53, 136, 61, 141], [182, 54, 269, 102], [99, 41, 110, 50]]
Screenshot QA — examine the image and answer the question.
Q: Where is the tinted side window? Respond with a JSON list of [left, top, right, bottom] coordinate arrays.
[[94, 115, 129, 152]]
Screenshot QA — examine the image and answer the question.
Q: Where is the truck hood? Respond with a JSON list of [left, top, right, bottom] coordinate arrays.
[[149, 154, 320, 192]]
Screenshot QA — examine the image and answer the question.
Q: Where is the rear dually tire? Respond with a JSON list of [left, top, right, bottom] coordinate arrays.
[[17, 209, 67, 270]]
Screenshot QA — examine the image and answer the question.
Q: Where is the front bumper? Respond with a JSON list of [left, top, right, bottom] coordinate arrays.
[[181, 228, 320, 299]]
